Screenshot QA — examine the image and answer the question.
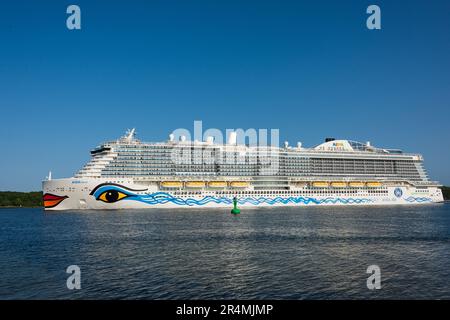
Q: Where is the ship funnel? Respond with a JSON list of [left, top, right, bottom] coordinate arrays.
[[206, 136, 214, 144], [366, 141, 371, 147], [228, 131, 237, 145], [169, 133, 175, 142], [297, 142, 302, 149], [284, 141, 289, 148], [180, 135, 186, 142]]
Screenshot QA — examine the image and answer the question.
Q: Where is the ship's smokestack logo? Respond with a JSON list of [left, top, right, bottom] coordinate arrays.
[[43, 194, 69, 208]]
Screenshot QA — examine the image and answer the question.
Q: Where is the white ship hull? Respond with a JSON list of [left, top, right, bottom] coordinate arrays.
[[43, 178, 444, 211]]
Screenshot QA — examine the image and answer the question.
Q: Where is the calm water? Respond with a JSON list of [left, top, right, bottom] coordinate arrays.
[[1, 204, 450, 300]]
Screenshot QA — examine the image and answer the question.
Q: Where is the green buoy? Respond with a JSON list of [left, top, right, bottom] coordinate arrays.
[[231, 197, 241, 215]]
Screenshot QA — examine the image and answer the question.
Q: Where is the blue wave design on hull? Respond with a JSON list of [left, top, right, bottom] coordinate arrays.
[[91, 184, 436, 207], [132, 192, 374, 206], [404, 196, 432, 203]]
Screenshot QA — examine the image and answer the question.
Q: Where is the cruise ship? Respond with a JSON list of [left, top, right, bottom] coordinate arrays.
[[42, 129, 443, 210]]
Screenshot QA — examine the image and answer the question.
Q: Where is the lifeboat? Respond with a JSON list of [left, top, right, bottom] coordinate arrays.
[[331, 182, 346, 188], [366, 181, 382, 188], [160, 181, 183, 188], [185, 181, 205, 188], [208, 181, 227, 188], [348, 181, 365, 188], [230, 181, 250, 188], [312, 181, 328, 188]]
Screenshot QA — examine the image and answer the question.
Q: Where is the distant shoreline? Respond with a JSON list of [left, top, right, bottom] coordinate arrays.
[[0, 191, 42, 208], [1, 188, 449, 208], [440, 186, 450, 200], [0, 206, 42, 209]]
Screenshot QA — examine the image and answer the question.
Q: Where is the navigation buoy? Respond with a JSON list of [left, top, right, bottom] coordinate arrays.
[[231, 197, 241, 215]]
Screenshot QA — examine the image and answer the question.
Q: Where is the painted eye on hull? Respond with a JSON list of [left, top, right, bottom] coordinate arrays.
[[90, 183, 146, 204], [97, 190, 129, 203]]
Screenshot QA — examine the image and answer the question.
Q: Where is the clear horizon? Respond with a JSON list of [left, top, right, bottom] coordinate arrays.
[[1, 0, 449, 191]]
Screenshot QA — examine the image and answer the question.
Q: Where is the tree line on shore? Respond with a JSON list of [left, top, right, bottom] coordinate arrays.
[[441, 186, 450, 200], [0, 192, 43, 207]]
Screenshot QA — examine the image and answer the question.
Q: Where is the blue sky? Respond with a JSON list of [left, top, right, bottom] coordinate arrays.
[[0, 0, 449, 191]]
